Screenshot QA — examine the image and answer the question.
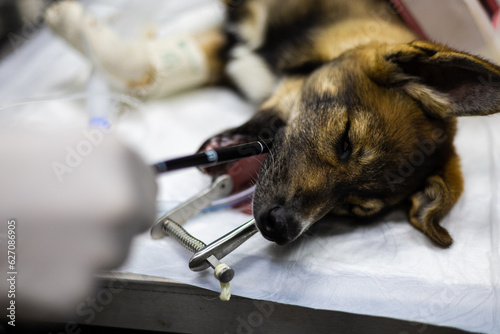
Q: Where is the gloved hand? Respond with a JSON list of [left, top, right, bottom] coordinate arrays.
[[0, 125, 157, 318]]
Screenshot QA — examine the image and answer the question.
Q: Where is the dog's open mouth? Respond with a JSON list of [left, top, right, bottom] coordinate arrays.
[[198, 134, 267, 214], [198, 132, 318, 245], [198, 134, 308, 245]]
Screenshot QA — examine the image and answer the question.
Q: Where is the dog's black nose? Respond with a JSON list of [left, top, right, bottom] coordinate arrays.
[[257, 205, 291, 244]]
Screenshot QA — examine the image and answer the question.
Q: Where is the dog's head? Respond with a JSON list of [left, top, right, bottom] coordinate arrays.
[[253, 41, 500, 246]]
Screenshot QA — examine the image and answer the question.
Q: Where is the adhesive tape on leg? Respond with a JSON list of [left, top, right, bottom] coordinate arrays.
[[143, 35, 209, 97]]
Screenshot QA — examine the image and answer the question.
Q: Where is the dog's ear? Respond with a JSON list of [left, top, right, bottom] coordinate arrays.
[[408, 150, 464, 248], [370, 40, 500, 119]]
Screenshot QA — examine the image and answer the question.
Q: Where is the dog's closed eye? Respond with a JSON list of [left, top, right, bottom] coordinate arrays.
[[338, 120, 352, 162]]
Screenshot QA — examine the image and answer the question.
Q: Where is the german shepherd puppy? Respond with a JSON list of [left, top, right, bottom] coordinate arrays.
[[193, 0, 500, 247], [46, 0, 500, 247]]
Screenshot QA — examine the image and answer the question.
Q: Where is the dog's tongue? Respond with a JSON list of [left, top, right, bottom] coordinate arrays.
[[199, 136, 267, 214]]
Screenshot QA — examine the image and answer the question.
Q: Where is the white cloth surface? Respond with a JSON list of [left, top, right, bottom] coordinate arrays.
[[0, 1, 499, 333]]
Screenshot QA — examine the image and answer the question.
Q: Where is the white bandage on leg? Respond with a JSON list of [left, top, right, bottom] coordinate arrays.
[[143, 35, 209, 97], [44, 1, 209, 98]]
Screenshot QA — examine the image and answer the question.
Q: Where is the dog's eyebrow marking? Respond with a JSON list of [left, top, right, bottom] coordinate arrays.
[[348, 113, 382, 165], [319, 79, 339, 96], [358, 147, 379, 164]]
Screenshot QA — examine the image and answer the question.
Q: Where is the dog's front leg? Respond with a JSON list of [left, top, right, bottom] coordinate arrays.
[[45, 1, 228, 98]]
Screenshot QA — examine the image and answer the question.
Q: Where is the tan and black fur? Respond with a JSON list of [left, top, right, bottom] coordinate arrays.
[[192, 0, 500, 246]]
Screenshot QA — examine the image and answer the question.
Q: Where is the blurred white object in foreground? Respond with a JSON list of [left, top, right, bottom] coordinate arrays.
[[0, 126, 157, 318]]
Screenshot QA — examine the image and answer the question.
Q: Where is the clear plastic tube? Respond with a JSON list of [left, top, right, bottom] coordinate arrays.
[[201, 185, 255, 213], [0, 91, 141, 112], [0, 91, 146, 151], [156, 185, 255, 216]]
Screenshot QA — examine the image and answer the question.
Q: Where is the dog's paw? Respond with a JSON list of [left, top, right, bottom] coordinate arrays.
[[44, 0, 85, 34]]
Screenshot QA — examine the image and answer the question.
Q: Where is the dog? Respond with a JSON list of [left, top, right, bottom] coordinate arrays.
[[46, 0, 500, 247], [198, 0, 500, 247]]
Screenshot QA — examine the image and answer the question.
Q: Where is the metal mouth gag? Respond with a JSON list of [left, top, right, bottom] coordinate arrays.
[[189, 218, 258, 272], [150, 140, 271, 298], [150, 174, 259, 291]]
